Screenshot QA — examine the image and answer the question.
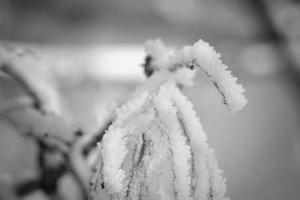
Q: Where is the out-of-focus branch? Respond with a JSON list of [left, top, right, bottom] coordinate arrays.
[[68, 118, 113, 200], [0, 44, 62, 115], [14, 132, 68, 196], [68, 131, 91, 200], [292, 0, 300, 4], [247, 0, 285, 43], [247, 0, 300, 86], [82, 119, 113, 156], [0, 64, 43, 111], [12, 131, 83, 198], [7, 118, 112, 200], [0, 44, 114, 200], [0, 96, 32, 116], [15, 178, 41, 196]]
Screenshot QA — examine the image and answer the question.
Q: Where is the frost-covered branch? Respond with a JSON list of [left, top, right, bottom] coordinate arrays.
[[144, 39, 247, 112], [0, 39, 247, 200], [8, 128, 110, 200], [1, 117, 112, 200], [0, 44, 62, 115], [92, 80, 233, 200], [91, 38, 247, 200]]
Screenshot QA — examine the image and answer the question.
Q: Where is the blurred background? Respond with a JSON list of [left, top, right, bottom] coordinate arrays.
[[1, 0, 300, 200]]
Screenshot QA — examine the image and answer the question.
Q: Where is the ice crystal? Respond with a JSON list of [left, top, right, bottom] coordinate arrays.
[[91, 39, 247, 200]]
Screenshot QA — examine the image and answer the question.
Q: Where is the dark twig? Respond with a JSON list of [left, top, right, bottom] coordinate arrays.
[[142, 56, 154, 77], [14, 132, 68, 197]]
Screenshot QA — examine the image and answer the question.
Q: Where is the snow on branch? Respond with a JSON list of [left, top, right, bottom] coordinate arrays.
[[0, 44, 62, 115], [92, 81, 232, 200], [154, 83, 193, 200], [144, 39, 247, 112], [91, 36, 245, 199]]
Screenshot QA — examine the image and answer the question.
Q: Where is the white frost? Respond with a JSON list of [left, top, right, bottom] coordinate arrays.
[[154, 83, 193, 200], [92, 38, 246, 200], [145, 39, 247, 112]]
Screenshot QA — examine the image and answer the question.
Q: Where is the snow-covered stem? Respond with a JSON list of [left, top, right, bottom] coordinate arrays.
[[92, 80, 234, 200], [144, 39, 247, 112], [0, 39, 247, 200], [154, 83, 193, 200], [92, 38, 247, 200]]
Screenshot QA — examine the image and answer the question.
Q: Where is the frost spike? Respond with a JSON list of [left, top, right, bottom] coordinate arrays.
[[172, 39, 247, 112], [101, 92, 150, 197], [154, 83, 193, 200], [169, 83, 210, 200], [101, 126, 128, 194], [170, 84, 229, 200]]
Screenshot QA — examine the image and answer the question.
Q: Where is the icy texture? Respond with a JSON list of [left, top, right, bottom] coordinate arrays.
[[91, 38, 246, 200], [92, 81, 232, 200], [145, 39, 247, 112], [154, 83, 193, 200]]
